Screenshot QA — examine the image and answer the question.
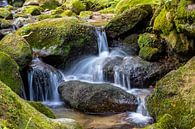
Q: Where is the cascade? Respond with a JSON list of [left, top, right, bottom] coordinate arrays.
[[27, 27, 152, 123], [27, 58, 64, 105]]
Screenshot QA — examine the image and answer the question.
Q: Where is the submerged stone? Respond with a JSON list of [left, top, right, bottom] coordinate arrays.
[[59, 81, 138, 113]]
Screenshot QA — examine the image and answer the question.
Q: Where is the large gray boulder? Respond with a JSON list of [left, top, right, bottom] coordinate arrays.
[[58, 81, 138, 114]]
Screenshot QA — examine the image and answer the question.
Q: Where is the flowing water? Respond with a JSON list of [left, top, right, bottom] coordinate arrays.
[[27, 27, 153, 127]]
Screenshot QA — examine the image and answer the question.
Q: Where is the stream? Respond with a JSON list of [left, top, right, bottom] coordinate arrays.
[[27, 27, 153, 128]]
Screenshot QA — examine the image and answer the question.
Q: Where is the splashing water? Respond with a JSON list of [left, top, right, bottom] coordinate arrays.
[[28, 58, 64, 106]]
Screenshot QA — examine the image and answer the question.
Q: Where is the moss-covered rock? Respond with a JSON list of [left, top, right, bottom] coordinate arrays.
[[105, 5, 152, 38], [24, 0, 60, 10], [24, 5, 44, 16], [139, 47, 160, 61], [16, 17, 97, 65], [153, 7, 174, 35], [28, 101, 56, 119], [0, 19, 12, 29], [174, 0, 195, 37], [138, 33, 164, 61], [79, 11, 93, 19], [0, 81, 83, 129], [61, 10, 75, 17], [37, 14, 62, 21], [66, 0, 86, 14], [162, 30, 194, 55], [0, 8, 12, 19], [0, 33, 32, 69], [146, 56, 195, 129], [0, 52, 23, 95], [115, 0, 160, 14]]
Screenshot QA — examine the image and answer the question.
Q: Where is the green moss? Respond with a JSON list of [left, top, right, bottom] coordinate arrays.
[[105, 5, 151, 38], [0, 8, 12, 19], [99, 7, 115, 14], [147, 56, 195, 129], [51, 7, 64, 15], [28, 101, 56, 119], [138, 33, 159, 48], [0, 33, 32, 69], [139, 47, 160, 61], [0, 81, 83, 129], [24, 6, 43, 16], [41, 0, 60, 10], [79, 11, 93, 19], [61, 10, 75, 17], [69, 0, 86, 14], [0, 52, 23, 95], [37, 14, 62, 21], [0, 19, 12, 29], [16, 17, 96, 62], [162, 30, 194, 54], [153, 7, 174, 35], [115, 0, 160, 14]]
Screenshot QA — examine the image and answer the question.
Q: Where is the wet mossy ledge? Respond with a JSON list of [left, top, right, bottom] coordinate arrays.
[[0, 81, 82, 129]]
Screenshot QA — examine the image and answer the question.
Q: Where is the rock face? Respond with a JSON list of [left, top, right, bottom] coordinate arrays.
[[0, 33, 32, 69], [59, 81, 138, 113], [103, 56, 180, 88], [16, 17, 97, 66], [146, 56, 195, 129], [0, 51, 24, 96], [0, 80, 82, 129], [105, 5, 152, 38]]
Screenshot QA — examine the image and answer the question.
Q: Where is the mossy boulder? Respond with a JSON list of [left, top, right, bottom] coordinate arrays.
[[28, 101, 56, 118], [0, 19, 12, 29], [79, 11, 93, 19], [139, 47, 160, 61], [0, 81, 82, 129], [153, 7, 174, 35], [37, 14, 62, 21], [16, 17, 97, 65], [174, 0, 195, 37], [24, 0, 60, 10], [115, 0, 160, 14], [0, 8, 12, 19], [162, 30, 194, 55], [0, 52, 23, 95], [65, 0, 86, 14], [0, 33, 32, 69], [61, 10, 75, 17], [24, 5, 44, 16], [105, 5, 152, 38], [146, 56, 195, 129], [138, 33, 164, 61]]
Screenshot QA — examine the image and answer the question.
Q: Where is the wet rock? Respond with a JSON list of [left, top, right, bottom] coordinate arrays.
[[59, 81, 138, 113], [103, 56, 180, 88]]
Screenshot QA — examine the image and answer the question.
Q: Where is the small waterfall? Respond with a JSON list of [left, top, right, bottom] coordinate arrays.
[[28, 58, 64, 105], [0, 0, 8, 7]]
